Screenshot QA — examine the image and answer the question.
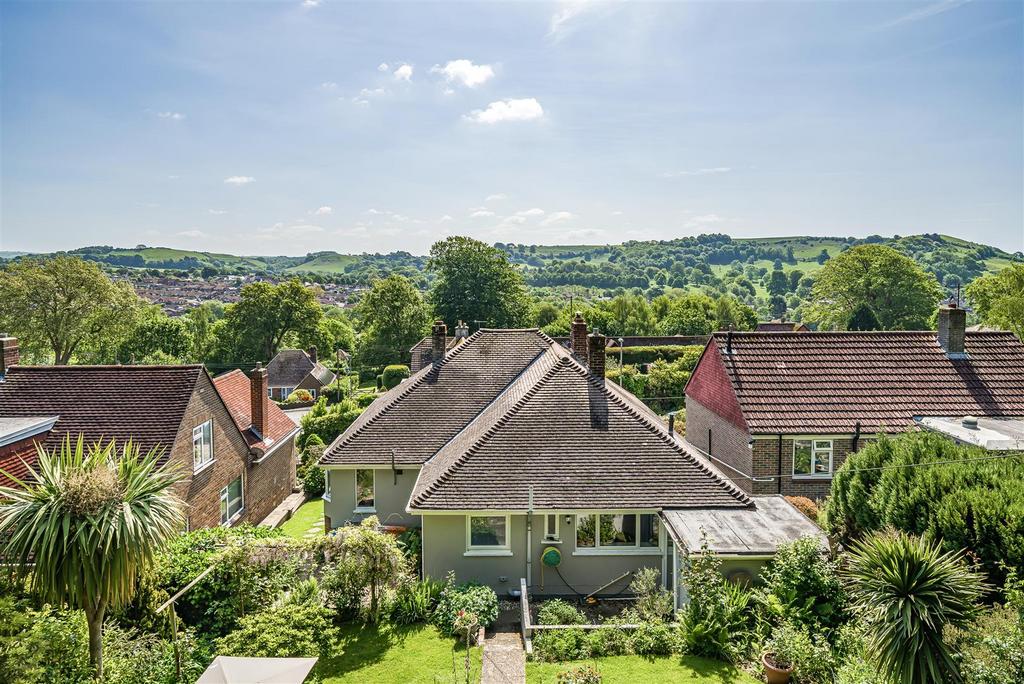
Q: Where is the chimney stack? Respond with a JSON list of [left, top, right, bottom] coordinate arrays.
[[431, 320, 447, 365], [307, 345, 318, 364], [455, 320, 470, 339], [0, 336, 18, 378], [937, 304, 967, 356], [587, 332, 607, 380], [571, 312, 588, 358], [250, 362, 269, 437]]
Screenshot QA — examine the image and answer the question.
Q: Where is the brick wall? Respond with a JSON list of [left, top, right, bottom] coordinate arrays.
[[684, 339, 748, 432], [246, 439, 296, 524], [751, 436, 867, 500], [685, 397, 754, 491], [169, 374, 256, 529]]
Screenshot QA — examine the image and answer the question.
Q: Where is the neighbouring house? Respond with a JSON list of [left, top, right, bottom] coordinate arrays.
[[0, 337, 298, 529], [408, 321, 470, 373], [684, 304, 1024, 499], [320, 318, 822, 605], [755, 319, 810, 332], [266, 346, 336, 401]]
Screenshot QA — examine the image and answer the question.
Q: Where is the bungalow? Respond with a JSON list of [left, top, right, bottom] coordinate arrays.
[[266, 346, 336, 401], [320, 318, 822, 604], [0, 336, 298, 529], [684, 304, 1024, 498]]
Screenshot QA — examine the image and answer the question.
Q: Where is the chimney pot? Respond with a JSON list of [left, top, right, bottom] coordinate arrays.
[[937, 305, 967, 356], [571, 312, 588, 359], [587, 332, 607, 380], [307, 346, 318, 364], [431, 320, 447, 366], [250, 363, 269, 437], [0, 336, 19, 377]]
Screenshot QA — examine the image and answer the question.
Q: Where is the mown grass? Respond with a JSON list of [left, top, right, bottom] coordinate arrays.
[[526, 655, 758, 684], [278, 498, 324, 540]]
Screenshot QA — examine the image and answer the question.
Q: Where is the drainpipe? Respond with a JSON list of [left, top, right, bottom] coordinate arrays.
[[526, 486, 534, 589], [852, 421, 862, 453], [777, 434, 783, 494]]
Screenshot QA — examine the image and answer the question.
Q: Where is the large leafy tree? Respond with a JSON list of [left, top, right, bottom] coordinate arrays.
[[807, 244, 943, 330], [428, 236, 531, 330], [659, 294, 716, 335], [0, 256, 143, 364], [0, 437, 185, 679], [118, 306, 192, 363], [355, 274, 431, 366], [966, 264, 1024, 340], [221, 279, 322, 361], [846, 530, 985, 684]]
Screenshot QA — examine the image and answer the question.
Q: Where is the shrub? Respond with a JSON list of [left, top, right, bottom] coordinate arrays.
[[321, 517, 407, 623], [302, 464, 325, 498], [628, 568, 673, 623], [355, 392, 378, 408], [533, 628, 591, 662], [587, 624, 631, 656], [388, 577, 444, 626], [846, 530, 986, 684], [758, 536, 846, 633], [381, 364, 411, 389], [537, 599, 586, 626], [296, 442, 326, 498], [765, 621, 836, 684], [614, 345, 704, 366], [629, 622, 677, 656], [298, 397, 364, 449], [216, 603, 338, 659], [0, 599, 91, 684], [102, 622, 211, 684], [433, 573, 499, 636], [557, 663, 602, 684], [397, 526, 422, 573], [785, 496, 820, 523], [286, 388, 314, 403], [679, 535, 754, 662]]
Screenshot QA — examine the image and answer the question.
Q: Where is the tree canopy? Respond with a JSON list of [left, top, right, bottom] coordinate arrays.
[[428, 236, 531, 330], [807, 244, 943, 330], [966, 264, 1024, 340], [220, 279, 322, 361], [355, 274, 431, 366]]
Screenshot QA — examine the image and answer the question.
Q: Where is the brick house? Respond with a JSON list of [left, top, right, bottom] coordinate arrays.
[[684, 305, 1024, 499], [0, 337, 297, 529], [265, 347, 336, 401]]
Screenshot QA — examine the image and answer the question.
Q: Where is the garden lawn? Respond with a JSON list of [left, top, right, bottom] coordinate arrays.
[[526, 656, 759, 684], [278, 498, 324, 540], [320, 623, 482, 683]]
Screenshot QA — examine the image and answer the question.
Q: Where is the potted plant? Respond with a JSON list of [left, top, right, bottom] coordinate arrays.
[[763, 623, 804, 684]]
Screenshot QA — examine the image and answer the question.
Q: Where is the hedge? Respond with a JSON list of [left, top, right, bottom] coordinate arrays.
[[607, 345, 703, 368], [381, 364, 411, 389]]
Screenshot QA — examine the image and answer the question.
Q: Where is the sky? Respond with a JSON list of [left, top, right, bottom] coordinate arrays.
[[1, 0, 1022, 256]]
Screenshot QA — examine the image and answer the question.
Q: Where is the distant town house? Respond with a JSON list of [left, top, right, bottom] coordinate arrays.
[[266, 346, 336, 401], [684, 305, 1024, 499], [0, 336, 298, 529]]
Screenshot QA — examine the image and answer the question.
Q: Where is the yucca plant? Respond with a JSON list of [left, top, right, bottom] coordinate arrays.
[[845, 529, 986, 684], [0, 435, 184, 680]]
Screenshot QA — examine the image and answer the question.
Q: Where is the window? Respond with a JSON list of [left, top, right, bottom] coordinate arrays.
[[280, 387, 294, 400], [576, 513, 660, 551], [192, 421, 213, 471], [467, 515, 509, 550], [793, 439, 833, 477], [220, 477, 243, 525], [323, 470, 332, 502], [543, 514, 560, 542], [310, 388, 317, 399], [355, 469, 374, 510]]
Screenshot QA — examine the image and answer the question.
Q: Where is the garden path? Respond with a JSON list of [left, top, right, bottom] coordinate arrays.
[[481, 632, 525, 684]]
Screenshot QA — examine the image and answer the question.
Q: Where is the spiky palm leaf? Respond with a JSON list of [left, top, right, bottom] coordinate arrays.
[[845, 529, 986, 684], [0, 434, 184, 679]]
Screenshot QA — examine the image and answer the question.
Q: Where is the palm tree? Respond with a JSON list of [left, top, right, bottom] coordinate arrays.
[[845, 529, 986, 684], [0, 435, 184, 679]]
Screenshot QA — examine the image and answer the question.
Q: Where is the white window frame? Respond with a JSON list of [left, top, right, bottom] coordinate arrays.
[[465, 514, 512, 556], [354, 468, 375, 512], [574, 511, 663, 556], [280, 387, 294, 400], [220, 476, 244, 526], [322, 469, 331, 502], [192, 420, 214, 473], [792, 439, 834, 478], [542, 513, 561, 543]]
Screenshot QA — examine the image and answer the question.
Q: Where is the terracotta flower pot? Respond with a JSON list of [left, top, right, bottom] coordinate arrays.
[[762, 653, 794, 684]]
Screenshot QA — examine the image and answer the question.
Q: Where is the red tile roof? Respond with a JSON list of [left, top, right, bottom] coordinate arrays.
[[697, 331, 1024, 434], [0, 365, 204, 464], [212, 369, 298, 451], [0, 440, 40, 488]]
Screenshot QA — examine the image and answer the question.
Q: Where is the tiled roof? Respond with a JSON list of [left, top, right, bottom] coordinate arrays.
[[0, 365, 204, 464], [321, 329, 552, 465], [267, 349, 336, 388], [0, 441, 40, 488], [309, 362, 336, 387], [706, 331, 1024, 434], [212, 370, 299, 449], [409, 336, 463, 372], [409, 350, 750, 511]]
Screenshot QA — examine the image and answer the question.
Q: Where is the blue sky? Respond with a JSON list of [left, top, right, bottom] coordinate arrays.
[[1, 0, 1022, 255]]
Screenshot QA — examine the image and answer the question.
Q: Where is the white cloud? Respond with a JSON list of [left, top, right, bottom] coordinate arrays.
[[470, 209, 496, 218], [359, 87, 388, 98], [393, 64, 414, 81], [208, 209, 228, 215], [311, 206, 333, 215], [439, 214, 454, 222], [177, 229, 207, 238], [684, 213, 724, 229], [431, 59, 495, 88], [465, 98, 544, 124], [302, 0, 320, 7], [377, 62, 390, 72], [258, 222, 325, 239], [224, 176, 255, 185], [548, 1, 593, 40], [506, 215, 527, 225], [540, 211, 577, 226], [320, 81, 338, 90], [486, 193, 508, 202], [352, 98, 370, 106], [157, 111, 185, 120], [876, 0, 970, 29], [517, 208, 545, 217], [365, 208, 385, 215], [660, 167, 732, 178], [611, 210, 624, 215]]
